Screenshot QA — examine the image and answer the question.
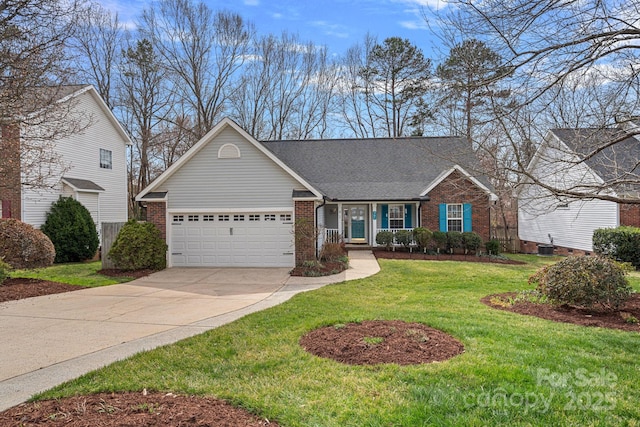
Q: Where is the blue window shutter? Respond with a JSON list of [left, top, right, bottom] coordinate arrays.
[[439, 204, 447, 231], [404, 204, 412, 228], [381, 204, 388, 228], [463, 203, 472, 232]]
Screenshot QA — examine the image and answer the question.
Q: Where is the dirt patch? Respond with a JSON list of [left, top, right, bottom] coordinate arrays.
[[374, 250, 524, 265], [0, 391, 279, 426], [482, 293, 640, 332], [300, 320, 464, 365], [0, 278, 86, 303]]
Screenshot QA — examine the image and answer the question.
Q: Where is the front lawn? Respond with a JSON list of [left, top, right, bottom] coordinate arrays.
[[11, 261, 137, 287], [35, 257, 640, 426]]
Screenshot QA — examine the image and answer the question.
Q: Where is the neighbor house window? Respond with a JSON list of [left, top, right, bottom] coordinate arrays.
[[447, 204, 463, 232], [99, 148, 112, 169], [389, 204, 404, 229]]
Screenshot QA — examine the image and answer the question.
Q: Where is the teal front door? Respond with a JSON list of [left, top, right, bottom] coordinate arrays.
[[345, 205, 367, 243]]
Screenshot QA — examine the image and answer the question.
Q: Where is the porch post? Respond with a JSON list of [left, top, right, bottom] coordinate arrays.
[[372, 203, 378, 247], [337, 202, 343, 240]]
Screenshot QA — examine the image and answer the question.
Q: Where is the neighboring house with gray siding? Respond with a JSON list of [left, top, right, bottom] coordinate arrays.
[[0, 85, 131, 240], [137, 118, 496, 268], [519, 128, 640, 254]]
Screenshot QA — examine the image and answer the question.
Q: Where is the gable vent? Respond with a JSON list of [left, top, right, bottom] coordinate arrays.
[[218, 143, 241, 159]]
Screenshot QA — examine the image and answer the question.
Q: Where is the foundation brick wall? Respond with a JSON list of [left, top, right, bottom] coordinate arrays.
[[0, 124, 21, 219], [146, 202, 166, 241], [295, 200, 315, 265], [519, 240, 591, 256], [420, 170, 492, 242]]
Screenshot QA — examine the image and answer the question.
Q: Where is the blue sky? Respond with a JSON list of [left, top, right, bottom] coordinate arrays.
[[100, 0, 448, 58]]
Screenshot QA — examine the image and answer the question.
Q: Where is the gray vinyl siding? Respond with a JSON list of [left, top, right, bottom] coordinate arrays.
[[160, 127, 303, 210]]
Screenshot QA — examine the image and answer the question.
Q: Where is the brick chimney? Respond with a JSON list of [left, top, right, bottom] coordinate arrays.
[[0, 123, 21, 219]]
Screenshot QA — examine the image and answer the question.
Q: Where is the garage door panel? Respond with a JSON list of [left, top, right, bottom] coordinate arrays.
[[170, 212, 294, 267]]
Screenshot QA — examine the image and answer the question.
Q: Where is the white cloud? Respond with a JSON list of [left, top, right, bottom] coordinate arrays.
[[311, 20, 349, 39], [399, 20, 428, 30]]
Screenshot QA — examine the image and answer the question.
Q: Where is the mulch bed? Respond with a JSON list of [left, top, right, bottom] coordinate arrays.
[[97, 269, 156, 279], [374, 250, 524, 265], [482, 292, 640, 332], [0, 278, 86, 303], [300, 320, 464, 365], [0, 391, 279, 426], [289, 261, 348, 277]]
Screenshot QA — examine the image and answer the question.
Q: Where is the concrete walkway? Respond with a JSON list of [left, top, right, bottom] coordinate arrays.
[[0, 251, 379, 411]]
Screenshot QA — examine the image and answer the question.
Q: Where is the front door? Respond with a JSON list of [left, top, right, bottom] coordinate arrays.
[[344, 205, 367, 243]]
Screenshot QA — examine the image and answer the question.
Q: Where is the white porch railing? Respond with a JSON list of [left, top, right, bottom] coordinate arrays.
[[324, 228, 341, 244]]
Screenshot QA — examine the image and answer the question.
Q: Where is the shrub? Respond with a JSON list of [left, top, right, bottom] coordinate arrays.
[[0, 258, 11, 284], [320, 241, 347, 262], [108, 220, 167, 270], [446, 231, 463, 253], [0, 218, 55, 269], [394, 230, 413, 248], [413, 227, 432, 252], [432, 231, 448, 253], [593, 226, 640, 269], [485, 239, 501, 255], [375, 231, 394, 250], [461, 232, 483, 254], [532, 256, 632, 312], [41, 196, 99, 263]]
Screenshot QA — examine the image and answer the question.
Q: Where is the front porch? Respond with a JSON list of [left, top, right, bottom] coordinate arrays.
[[319, 202, 419, 248]]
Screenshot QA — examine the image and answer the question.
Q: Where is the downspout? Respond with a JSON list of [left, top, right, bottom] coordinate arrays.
[[315, 197, 327, 258]]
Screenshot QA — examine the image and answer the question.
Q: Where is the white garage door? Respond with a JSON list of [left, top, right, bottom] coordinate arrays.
[[170, 212, 295, 267]]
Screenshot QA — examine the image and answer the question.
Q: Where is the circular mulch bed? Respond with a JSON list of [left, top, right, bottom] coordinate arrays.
[[483, 293, 640, 332], [0, 391, 278, 426], [300, 320, 464, 365], [373, 250, 525, 265]]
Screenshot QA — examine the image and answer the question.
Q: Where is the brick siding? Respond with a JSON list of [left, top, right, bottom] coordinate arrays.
[[520, 239, 591, 256], [294, 200, 315, 265], [146, 202, 166, 241], [619, 203, 640, 227], [420, 169, 492, 242], [0, 124, 21, 219]]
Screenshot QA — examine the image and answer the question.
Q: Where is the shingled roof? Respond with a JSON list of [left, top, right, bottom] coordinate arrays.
[[550, 128, 640, 197], [261, 136, 491, 201]]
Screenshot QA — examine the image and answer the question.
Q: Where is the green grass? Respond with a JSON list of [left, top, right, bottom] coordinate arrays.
[[11, 261, 136, 287], [36, 257, 640, 426]]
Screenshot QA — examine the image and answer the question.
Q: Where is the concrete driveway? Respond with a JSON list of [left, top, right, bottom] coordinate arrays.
[[0, 251, 380, 411]]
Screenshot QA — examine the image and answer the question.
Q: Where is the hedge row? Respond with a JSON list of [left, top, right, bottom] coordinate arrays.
[[375, 228, 500, 255], [593, 226, 640, 269]]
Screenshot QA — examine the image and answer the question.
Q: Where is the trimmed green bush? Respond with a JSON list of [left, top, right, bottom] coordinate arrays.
[[461, 232, 483, 254], [41, 196, 99, 263], [413, 227, 432, 252], [532, 256, 632, 312], [375, 231, 394, 250], [485, 239, 501, 255], [394, 230, 413, 248], [447, 231, 463, 253], [109, 220, 167, 270], [0, 218, 55, 269], [0, 258, 11, 284], [432, 231, 448, 253], [593, 226, 640, 269]]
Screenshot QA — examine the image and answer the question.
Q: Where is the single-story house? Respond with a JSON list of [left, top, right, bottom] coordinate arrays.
[[0, 85, 131, 240], [519, 127, 640, 254], [136, 118, 497, 267]]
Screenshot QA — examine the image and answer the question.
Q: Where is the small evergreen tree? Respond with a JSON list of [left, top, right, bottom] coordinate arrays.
[[41, 197, 99, 263], [109, 220, 167, 270]]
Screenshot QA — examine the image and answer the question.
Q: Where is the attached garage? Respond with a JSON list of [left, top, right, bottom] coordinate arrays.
[[169, 211, 295, 267]]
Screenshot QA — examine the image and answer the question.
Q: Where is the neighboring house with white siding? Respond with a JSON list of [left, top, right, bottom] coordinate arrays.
[[519, 128, 640, 254], [137, 118, 496, 268], [0, 85, 131, 241]]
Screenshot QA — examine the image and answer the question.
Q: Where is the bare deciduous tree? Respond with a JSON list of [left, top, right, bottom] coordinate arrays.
[[141, 0, 253, 141]]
